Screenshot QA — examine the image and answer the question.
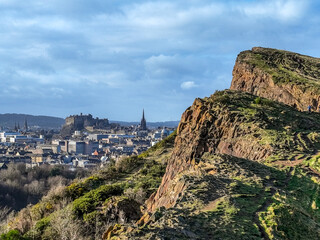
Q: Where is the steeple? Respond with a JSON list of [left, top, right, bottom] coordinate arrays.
[[24, 118, 28, 131], [14, 122, 18, 132], [140, 109, 147, 130]]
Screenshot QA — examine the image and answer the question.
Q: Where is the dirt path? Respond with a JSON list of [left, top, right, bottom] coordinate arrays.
[[272, 158, 304, 167], [253, 188, 276, 240]]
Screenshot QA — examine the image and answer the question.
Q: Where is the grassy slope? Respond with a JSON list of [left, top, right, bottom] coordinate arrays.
[[238, 47, 320, 93], [1, 132, 176, 239]]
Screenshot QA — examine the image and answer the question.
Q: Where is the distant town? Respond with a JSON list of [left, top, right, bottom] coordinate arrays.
[[0, 110, 176, 170]]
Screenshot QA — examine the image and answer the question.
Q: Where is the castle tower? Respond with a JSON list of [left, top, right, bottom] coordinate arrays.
[[140, 109, 147, 130]]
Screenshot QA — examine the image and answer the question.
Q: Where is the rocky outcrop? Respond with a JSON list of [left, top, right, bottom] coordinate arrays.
[[231, 47, 320, 111], [146, 91, 287, 212], [104, 197, 142, 223]]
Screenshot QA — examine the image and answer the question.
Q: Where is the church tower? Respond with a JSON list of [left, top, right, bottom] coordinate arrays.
[[140, 109, 147, 130]]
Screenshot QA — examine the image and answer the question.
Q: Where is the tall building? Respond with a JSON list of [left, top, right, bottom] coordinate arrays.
[[140, 109, 147, 130]]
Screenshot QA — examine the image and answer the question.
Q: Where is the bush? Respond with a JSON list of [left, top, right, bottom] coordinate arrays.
[[72, 184, 124, 218], [115, 156, 143, 173], [66, 175, 104, 199], [34, 217, 50, 232], [254, 97, 262, 104], [0, 230, 27, 240], [72, 197, 95, 217], [83, 211, 100, 224]]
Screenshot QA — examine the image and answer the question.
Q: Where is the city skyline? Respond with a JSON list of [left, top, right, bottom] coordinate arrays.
[[0, 0, 320, 121]]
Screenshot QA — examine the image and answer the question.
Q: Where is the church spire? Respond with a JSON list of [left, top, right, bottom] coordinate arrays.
[[140, 109, 147, 130], [24, 118, 28, 131]]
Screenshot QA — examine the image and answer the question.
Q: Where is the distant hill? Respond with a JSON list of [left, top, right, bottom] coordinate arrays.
[[0, 114, 65, 129], [110, 120, 179, 128], [0, 114, 179, 130]]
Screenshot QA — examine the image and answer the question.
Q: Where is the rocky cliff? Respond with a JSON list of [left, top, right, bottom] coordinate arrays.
[[230, 47, 320, 111], [126, 90, 320, 239], [146, 90, 320, 212]]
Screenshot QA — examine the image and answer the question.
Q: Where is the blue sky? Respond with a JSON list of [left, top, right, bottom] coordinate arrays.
[[0, 0, 319, 121]]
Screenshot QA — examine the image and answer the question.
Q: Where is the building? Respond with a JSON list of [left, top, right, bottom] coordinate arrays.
[[0, 132, 21, 143], [64, 114, 109, 131], [88, 134, 109, 141], [66, 140, 98, 155], [0, 163, 8, 170], [68, 141, 86, 155], [0, 132, 44, 144]]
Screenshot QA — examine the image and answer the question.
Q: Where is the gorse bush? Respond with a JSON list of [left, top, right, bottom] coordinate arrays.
[[254, 97, 262, 104], [72, 184, 124, 218], [66, 175, 104, 200], [0, 230, 27, 240]]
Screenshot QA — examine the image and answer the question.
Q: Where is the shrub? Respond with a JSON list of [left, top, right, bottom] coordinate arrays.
[[0, 230, 27, 240], [115, 156, 144, 173], [83, 211, 100, 224], [72, 197, 95, 217], [72, 184, 124, 218], [66, 175, 104, 199], [254, 97, 262, 104]]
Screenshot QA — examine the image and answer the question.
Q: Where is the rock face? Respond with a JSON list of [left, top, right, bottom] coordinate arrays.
[[146, 90, 320, 212], [230, 47, 320, 111], [105, 197, 142, 224]]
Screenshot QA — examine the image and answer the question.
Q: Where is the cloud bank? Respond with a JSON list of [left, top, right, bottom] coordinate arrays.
[[0, 0, 318, 121]]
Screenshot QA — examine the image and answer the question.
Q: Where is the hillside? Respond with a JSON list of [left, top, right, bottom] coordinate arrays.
[[231, 47, 320, 111], [2, 48, 320, 240], [0, 132, 176, 239], [120, 90, 320, 239], [0, 114, 64, 129]]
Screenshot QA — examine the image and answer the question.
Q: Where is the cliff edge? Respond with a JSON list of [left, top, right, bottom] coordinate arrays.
[[231, 47, 320, 111]]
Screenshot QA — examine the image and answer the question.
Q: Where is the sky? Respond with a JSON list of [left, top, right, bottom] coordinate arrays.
[[0, 0, 320, 121]]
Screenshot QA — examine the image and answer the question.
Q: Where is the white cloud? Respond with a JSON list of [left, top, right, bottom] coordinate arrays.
[[239, 0, 309, 21], [181, 81, 197, 90]]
